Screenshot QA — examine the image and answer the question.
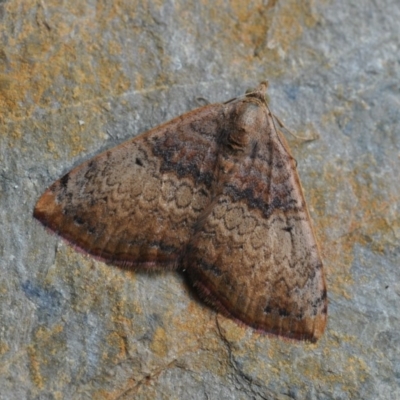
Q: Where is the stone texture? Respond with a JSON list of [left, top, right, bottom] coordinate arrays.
[[0, 0, 399, 399]]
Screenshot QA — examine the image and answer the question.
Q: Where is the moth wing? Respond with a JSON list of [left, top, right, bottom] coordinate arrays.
[[184, 91, 327, 341], [34, 104, 224, 268]]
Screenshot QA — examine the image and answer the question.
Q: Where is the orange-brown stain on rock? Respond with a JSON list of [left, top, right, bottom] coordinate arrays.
[[28, 324, 65, 390], [309, 148, 398, 301], [1, 0, 324, 141], [27, 345, 44, 390], [167, 302, 231, 376], [105, 331, 129, 363], [248, 333, 371, 392], [150, 327, 168, 358]]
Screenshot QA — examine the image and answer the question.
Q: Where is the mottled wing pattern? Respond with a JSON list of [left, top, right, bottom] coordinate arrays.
[[184, 87, 327, 341], [34, 105, 225, 268], [34, 83, 327, 341]]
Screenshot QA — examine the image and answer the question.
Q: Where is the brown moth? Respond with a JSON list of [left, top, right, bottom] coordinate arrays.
[[34, 82, 327, 342]]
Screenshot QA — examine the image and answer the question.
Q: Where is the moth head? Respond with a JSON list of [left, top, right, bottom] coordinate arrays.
[[226, 98, 269, 155], [246, 81, 270, 104]]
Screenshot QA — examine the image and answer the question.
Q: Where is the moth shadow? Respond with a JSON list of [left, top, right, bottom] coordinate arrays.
[[112, 262, 216, 315]]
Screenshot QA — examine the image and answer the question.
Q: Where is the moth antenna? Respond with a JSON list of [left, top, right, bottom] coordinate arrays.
[[195, 97, 210, 107], [248, 82, 318, 143], [273, 114, 319, 142]]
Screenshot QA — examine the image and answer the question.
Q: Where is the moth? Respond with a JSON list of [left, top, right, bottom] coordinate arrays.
[[34, 82, 327, 342]]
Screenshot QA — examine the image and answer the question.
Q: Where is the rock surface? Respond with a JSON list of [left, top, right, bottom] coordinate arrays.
[[0, 0, 399, 399]]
